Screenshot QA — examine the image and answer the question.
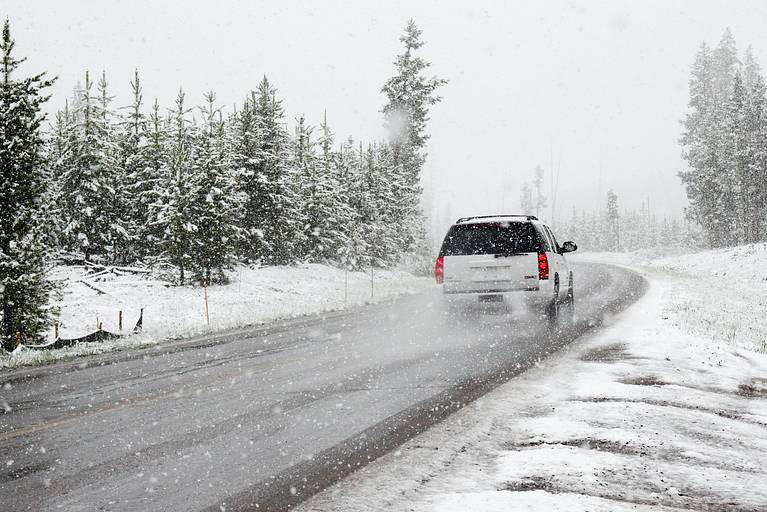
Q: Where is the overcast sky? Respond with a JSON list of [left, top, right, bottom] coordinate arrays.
[[7, 0, 767, 234]]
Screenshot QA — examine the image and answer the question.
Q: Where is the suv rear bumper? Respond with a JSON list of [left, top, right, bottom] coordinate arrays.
[[440, 279, 556, 306], [443, 279, 553, 295], [443, 284, 539, 294]]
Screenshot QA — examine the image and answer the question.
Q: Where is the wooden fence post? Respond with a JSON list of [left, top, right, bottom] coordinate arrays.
[[203, 282, 210, 326]]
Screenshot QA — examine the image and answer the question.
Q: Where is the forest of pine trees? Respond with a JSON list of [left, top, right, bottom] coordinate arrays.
[[558, 191, 701, 253], [680, 29, 767, 247], [46, 20, 444, 283], [0, 19, 444, 349], [48, 72, 430, 284]]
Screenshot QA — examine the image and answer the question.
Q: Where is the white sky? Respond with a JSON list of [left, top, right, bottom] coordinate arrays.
[[7, 0, 767, 235]]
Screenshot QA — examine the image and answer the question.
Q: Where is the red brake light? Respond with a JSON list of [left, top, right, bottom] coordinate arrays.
[[435, 255, 444, 284], [538, 251, 549, 280]]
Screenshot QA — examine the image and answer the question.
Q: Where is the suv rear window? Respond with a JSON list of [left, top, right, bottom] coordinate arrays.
[[440, 222, 542, 256]]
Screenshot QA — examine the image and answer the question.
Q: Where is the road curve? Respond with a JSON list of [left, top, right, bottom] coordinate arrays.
[[0, 262, 646, 512]]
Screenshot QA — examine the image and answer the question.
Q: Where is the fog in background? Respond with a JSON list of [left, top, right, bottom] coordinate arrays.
[[7, 0, 767, 238]]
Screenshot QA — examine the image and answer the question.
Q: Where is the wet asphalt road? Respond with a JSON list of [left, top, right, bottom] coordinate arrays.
[[0, 262, 645, 512]]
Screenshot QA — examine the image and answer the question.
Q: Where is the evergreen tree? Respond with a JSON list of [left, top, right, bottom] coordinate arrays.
[[140, 98, 168, 257], [291, 114, 315, 260], [59, 70, 124, 261], [335, 138, 369, 269], [532, 165, 547, 219], [239, 76, 300, 265], [712, 28, 739, 101], [605, 189, 620, 249], [374, 142, 406, 263], [363, 142, 400, 265], [119, 69, 153, 260], [188, 91, 242, 284], [230, 90, 259, 259], [151, 89, 194, 284], [95, 71, 129, 261], [381, 20, 446, 256], [292, 114, 347, 262], [723, 71, 748, 243], [47, 101, 73, 247], [0, 20, 57, 350], [519, 182, 533, 214], [680, 41, 725, 245], [742, 47, 767, 241]]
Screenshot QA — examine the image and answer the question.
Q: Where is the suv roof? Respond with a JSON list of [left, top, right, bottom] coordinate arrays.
[[455, 214, 538, 225]]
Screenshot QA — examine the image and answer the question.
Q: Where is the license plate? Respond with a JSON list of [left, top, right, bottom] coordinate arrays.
[[478, 294, 503, 303]]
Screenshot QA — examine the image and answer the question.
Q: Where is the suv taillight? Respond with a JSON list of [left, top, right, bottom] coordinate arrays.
[[435, 255, 444, 284], [538, 251, 549, 280]]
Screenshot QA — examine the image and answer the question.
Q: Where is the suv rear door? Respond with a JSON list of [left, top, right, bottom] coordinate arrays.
[[440, 222, 542, 293]]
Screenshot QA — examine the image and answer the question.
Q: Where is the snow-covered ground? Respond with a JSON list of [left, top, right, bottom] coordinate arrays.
[[1, 264, 430, 368], [298, 244, 767, 511], [573, 244, 767, 354]]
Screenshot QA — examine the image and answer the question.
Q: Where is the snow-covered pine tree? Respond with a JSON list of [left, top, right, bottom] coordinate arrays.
[[58, 70, 124, 261], [240, 76, 300, 265], [142, 98, 169, 257], [95, 71, 130, 262], [373, 141, 405, 263], [119, 69, 153, 261], [188, 91, 242, 284], [381, 20, 446, 258], [605, 189, 620, 250], [151, 89, 194, 284], [680, 42, 723, 246], [713, 28, 739, 102], [49, 102, 70, 176], [532, 165, 547, 219], [361, 142, 397, 266], [519, 182, 534, 214], [292, 114, 344, 262], [382, 20, 446, 187], [291, 115, 315, 260], [0, 20, 58, 350], [230, 91, 259, 260], [335, 138, 369, 270], [354, 141, 379, 264], [722, 71, 749, 244], [313, 113, 354, 263], [47, 101, 74, 249], [742, 47, 767, 242]]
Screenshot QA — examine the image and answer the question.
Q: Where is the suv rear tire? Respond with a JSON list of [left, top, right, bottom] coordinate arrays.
[[561, 287, 575, 326]]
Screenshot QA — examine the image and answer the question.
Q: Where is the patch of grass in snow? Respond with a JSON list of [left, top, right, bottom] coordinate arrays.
[[582, 244, 767, 353], [658, 273, 767, 353]]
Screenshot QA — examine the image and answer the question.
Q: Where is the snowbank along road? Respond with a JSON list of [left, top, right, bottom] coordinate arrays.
[[0, 262, 645, 511]]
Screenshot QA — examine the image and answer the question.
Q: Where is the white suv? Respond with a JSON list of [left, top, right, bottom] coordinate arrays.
[[435, 215, 577, 324]]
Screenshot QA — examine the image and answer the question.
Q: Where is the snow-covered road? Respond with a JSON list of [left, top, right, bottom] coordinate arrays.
[[0, 263, 643, 511], [299, 250, 767, 512]]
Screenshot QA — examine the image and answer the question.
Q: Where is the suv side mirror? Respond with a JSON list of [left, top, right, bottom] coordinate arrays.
[[561, 241, 577, 253]]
